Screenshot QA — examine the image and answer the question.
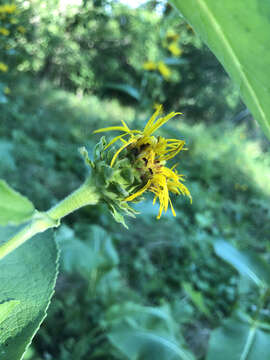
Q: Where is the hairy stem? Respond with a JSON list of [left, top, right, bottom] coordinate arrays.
[[0, 178, 100, 260]]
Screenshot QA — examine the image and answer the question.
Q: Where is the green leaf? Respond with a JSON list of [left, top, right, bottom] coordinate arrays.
[[107, 302, 195, 360], [109, 325, 194, 360], [207, 316, 270, 360], [105, 82, 141, 101], [170, 0, 270, 140], [0, 229, 59, 360], [182, 282, 210, 316], [0, 141, 16, 173], [0, 180, 35, 226], [214, 240, 270, 288]]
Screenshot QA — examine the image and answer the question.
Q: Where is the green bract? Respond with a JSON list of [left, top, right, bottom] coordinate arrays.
[[80, 137, 141, 227]]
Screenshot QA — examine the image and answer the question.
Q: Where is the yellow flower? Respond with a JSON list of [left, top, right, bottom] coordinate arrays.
[[157, 61, 171, 80], [143, 61, 157, 71], [0, 62, 8, 72], [94, 105, 191, 219], [168, 42, 182, 57], [17, 25, 26, 33], [0, 27, 10, 36], [166, 29, 180, 42], [0, 4, 16, 14]]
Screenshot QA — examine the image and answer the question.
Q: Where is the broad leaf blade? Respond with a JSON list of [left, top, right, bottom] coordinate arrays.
[[170, 0, 270, 140], [207, 317, 270, 360], [214, 240, 270, 288], [0, 180, 35, 226], [0, 229, 59, 360], [105, 82, 141, 101], [109, 326, 195, 360]]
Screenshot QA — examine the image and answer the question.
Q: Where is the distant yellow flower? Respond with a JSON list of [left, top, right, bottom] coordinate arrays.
[[234, 183, 248, 191], [17, 25, 26, 33], [157, 61, 171, 80], [143, 61, 157, 71], [94, 105, 191, 219], [0, 62, 8, 72], [0, 27, 10, 36], [0, 4, 16, 14], [168, 42, 182, 57], [166, 30, 180, 42], [4, 86, 10, 94]]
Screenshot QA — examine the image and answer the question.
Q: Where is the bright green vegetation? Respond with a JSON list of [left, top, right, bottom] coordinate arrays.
[[1, 0, 270, 359], [1, 80, 270, 359]]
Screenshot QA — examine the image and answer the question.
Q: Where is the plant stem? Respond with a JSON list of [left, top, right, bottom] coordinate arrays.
[[0, 178, 100, 260]]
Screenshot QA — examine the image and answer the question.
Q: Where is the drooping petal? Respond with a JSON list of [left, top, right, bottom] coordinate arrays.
[[111, 138, 137, 166], [104, 133, 130, 149], [125, 179, 152, 201]]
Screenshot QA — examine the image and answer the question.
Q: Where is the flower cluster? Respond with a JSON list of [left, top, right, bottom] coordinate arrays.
[[0, 4, 16, 14], [0, 3, 27, 95], [142, 29, 182, 81], [143, 60, 171, 80], [164, 30, 182, 57], [94, 106, 191, 219]]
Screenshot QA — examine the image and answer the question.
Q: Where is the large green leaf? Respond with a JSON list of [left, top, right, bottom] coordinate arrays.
[[109, 326, 194, 360], [107, 302, 195, 360], [170, 0, 270, 140], [0, 180, 35, 226], [207, 316, 270, 360], [0, 229, 59, 360], [214, 240, 270, 288]]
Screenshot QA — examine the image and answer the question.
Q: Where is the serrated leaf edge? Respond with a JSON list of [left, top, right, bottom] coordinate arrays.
[[20, 231, 60, 360]]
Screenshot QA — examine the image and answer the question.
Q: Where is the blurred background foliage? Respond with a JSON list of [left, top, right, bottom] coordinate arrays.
[[1, 0, 270, 359]]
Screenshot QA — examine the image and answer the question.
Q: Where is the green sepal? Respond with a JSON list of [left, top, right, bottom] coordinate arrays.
[[79, 146, 94, 168], [81, 137, 143, 227]]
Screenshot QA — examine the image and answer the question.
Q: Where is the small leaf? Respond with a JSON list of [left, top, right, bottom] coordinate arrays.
[[0, 180, 35, 226], [0, 229, 59, 360], [214, 240, 270, 288], [182, 282, 210, 316]]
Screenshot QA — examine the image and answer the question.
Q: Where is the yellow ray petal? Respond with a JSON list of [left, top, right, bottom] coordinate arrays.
[[110, 138, 136, 166], [121, 119, 131, 132], [93, 126, 129, 134], [125, 179, 152, 201], [169, 197, 176, 217], [104, 133, 130, 150], [143, 105, 163, 134], [144, 112, 182, 137]]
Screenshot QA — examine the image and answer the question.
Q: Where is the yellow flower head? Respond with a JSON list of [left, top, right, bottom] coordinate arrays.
[[166, 30, 180, 42], [0, 62, 8, 72], [0, 27, 10, 36], [157, 61, 171, 80], [168, 42, 182, 57], [17, 25, 26, 33], [94, 105, 191, 219], [0, 4, 16, 14], [142, 61, 157, 71]]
